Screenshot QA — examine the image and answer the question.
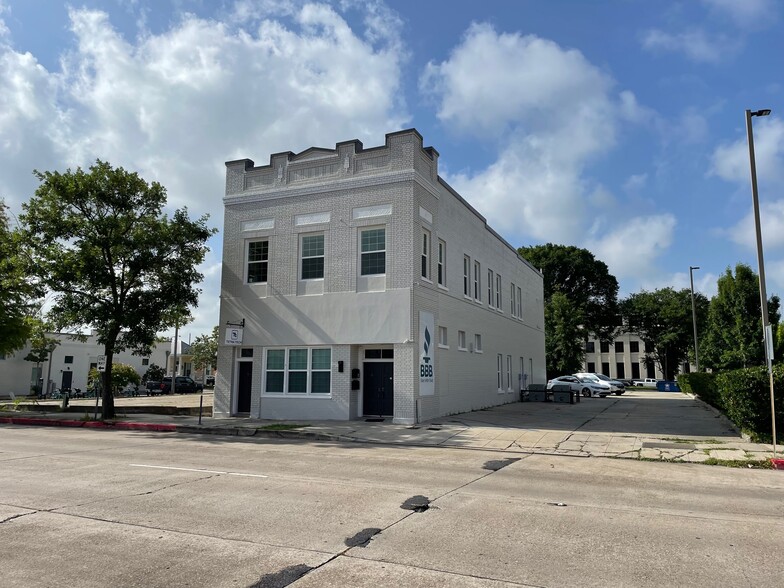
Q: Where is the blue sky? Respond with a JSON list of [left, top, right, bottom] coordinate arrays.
[[1, 0, 783, 339]]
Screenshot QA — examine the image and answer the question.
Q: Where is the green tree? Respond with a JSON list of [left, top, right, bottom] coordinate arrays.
[[545, 292, 586, 376], [519, 244, 619, 376], [89, 363, 141, 393], [620, 287, 709, 381], [701, 263, 780, 371], [20, 160, 216, 419], [142, 363, 165, 383], [0, 200, 41, 355], [190, 326, 218, 372]]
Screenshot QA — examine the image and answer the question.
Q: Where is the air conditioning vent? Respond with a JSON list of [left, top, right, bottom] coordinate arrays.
[[468, 342, 474, 353]]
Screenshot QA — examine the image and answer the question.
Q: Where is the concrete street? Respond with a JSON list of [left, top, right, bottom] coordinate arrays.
[[1, 425, 783, 587]]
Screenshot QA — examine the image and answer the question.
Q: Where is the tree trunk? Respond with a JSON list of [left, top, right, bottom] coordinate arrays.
[[101, 347, 115, 420]]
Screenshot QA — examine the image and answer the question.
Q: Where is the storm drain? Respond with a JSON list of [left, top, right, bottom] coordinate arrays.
[[642, 441, 696, 450], [401, 495, 431, 512]]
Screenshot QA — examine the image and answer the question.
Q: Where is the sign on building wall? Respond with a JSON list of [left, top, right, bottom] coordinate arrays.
[[225, 327, 243, 345], [419, 311, 435, 396]]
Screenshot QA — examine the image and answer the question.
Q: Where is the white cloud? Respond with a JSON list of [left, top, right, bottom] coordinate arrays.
[[710, 117, 784, 185], [768, 258, 784, 294], [641, 28, 740, 64], [702, 0, 778, 29], [726, 199, 784, 251], [665, 270, 719, 298], [0, 3, 408, 336], [623, 173, 648, 195], [585, 214, 677, 280]]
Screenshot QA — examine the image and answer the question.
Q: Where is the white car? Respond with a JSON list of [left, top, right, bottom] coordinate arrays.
[[593, 373, 626, 395], [572, 373, 612, 397], [546, 375, 582, 392]]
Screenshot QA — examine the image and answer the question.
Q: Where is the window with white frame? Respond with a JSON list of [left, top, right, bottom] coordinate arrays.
[[517, 286, 522, 319], [300, 234, 324, 280], [458, 330, 467, 350], [421, 229, 430, 279], [437, 240, 446, 286], [264, 348, 331, 395], [496, 274, 502, 309], [497, 354, 503, 390], [438, 325, 448, 348], [511, 283, 516, 316], [506, 355, 512, 390], [473, 261, 481, 300], [360, 227, 386, 276], [474, 333, 482, 353], [487, 269, 494, 306], [463, 255, 470, 296], [247, 240, 269, 283]]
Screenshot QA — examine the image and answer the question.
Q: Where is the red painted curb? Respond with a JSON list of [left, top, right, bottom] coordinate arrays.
[[771, 458, 784, 470], [0, 416, 177, 432]]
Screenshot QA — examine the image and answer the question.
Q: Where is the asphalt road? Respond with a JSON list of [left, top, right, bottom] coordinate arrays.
[[1, 426, 782, 587]]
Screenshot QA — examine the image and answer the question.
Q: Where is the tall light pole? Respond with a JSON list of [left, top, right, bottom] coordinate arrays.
[[745, 107, 776, 455], [689, 266, 700, 372]]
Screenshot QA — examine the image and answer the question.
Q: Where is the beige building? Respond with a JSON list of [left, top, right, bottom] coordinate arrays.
[[582, 332, 692, 380]]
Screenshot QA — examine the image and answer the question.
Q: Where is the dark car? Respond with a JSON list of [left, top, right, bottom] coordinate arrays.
[[160, 376, 203, 394]]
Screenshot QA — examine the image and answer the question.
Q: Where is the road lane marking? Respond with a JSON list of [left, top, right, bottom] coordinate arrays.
[[129, 464, 267, 478]]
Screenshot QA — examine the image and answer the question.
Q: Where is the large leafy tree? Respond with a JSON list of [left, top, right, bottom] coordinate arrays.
[[701, 263, 780, 371], [190, 326, 218, 372], [620, 287, 709, 381], [519, 244, 619, 376], [0, 201, 41, 355], [21, 160, 216, 418]]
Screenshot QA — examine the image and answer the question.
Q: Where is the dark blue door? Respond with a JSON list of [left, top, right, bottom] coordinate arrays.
[[363, 362, 393, 416]]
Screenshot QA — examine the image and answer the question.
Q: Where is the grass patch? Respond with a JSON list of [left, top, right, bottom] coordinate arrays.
[[258, 423, 309, 431], [702, 458, 773, 469]]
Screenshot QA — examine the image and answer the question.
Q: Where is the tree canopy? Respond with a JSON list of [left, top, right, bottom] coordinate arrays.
[[190, 326, 218, 372], [701, 263, 780, 371], [620, 287, 709, 381], [0, 201, 41, 355], [518, 244, 619, 376], [20, 160, 216, 418]]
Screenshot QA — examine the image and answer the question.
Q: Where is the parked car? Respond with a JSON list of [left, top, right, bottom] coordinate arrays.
[[546, 375, 582, 392], [572, 373, 612, 397], [146, 376, 203, 395], [593, 373, 626, 395]]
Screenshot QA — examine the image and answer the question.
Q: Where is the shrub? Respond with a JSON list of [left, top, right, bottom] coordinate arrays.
[[677, 372, 721, 409], [715, 365, 784, 443]]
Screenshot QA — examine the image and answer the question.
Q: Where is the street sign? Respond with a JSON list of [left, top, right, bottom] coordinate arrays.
[[97, 355, 107, 372], [225, 327, 243, 345]]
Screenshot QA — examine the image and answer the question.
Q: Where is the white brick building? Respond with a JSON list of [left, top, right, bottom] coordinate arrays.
[[215, 130, 546, 424], [582, 332, 691, 381]]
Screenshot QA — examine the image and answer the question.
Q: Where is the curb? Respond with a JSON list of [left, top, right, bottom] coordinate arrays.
[[0, 416, 177, 432]]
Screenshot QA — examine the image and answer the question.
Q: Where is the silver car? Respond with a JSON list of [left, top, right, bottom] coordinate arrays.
[[571, 373, 612, 397], [594, 373, 626, 395]]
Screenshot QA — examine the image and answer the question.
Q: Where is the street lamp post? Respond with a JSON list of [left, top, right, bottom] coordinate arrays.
[[689, 266, 700, 372], [745, 108, 777, 455]]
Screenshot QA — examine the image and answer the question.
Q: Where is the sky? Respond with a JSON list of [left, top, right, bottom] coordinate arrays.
[[1, 0, 783, 341]]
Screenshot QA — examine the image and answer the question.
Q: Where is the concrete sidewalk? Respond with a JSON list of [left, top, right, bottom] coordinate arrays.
[[2, 390, 781, 466]]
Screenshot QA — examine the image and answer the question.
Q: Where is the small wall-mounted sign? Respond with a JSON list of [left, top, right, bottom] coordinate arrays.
[[225, 327, 243, 345]]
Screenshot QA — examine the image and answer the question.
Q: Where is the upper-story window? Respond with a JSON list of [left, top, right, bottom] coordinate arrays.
[[487, 269, 494, 306], [510, 283, 516, 316], [517, 286, 522, 318], [473, 261, 481, 301], [630, 341, 640, 353], [463, 255, 470, 297], [301, 234, 324, 280], [360, 228, 386, 276], [247, 240, 269, 283], [496, 274, 502, 309], [437, 240, 446, 286], [600, 341, 610, 353], [421, 229, 431, 280]]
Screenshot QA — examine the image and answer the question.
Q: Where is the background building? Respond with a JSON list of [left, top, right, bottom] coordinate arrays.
[[0, 332, 170, 398], [215, 129, 546, 423], [583, 332, 693, 381]]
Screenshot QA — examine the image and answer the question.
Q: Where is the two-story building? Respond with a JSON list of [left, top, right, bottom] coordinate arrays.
[[214, 129, 546, 424]]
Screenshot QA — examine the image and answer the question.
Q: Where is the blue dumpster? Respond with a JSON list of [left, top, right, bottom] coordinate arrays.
[[656, 380, 681, 392]]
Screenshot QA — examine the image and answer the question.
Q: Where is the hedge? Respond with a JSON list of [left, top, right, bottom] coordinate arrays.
[[715, 365, 784, 443], [677, 372, 721, 409]]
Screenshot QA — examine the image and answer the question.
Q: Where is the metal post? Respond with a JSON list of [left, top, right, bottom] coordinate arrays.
[[746, 108, 777, 455], [689, 266, 700, 372]]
